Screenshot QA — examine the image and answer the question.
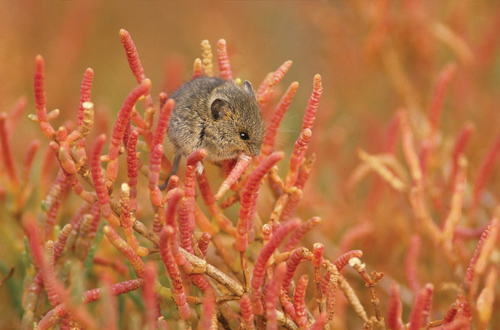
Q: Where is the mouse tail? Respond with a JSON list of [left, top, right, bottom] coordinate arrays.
[[159, 150, 183, 190]]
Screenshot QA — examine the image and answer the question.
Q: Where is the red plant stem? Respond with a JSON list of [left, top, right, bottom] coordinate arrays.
[[282, 248, 308, 296], [179, 197, 194, 253], [198, 293, 216, 330], [126, 129, 139, 209], [260, 82, 299, 159], [37, 279, 144, 330], [119, 29, 146, 83], [285, 128, 312, 189], [0, 113, 19, 188], [197, 232, 211, 258], [143, 263, 159, 330], [148, 144, 164, 206], [34, 55, 47, 122], [282, 217, 321, 252], [197, 170, 236, 236], [217, 39, 232, 81], [408, 284, 434, 330], [109, 79, 151, 160], [469, 132, 500, 217], [280, 187, 303, 221], [152, 98, 174, 148], [240, 294, 254, 330], [256, 61, 293, 107], [405, 235, 421, 293], [301, 74, 323, 132], [399, 110, 423, 189], [250, 219, 300, 315], [90, 134, 119, 227], [293, 275, 309, 327], [310, 313, 328, 330], [386, 282, 404, 330], [334, 250, 363, 273], [7, 97, 28, 137], [214, 153, 252, 200], [22, 140, 41, 185], [77, 68, 94, 128], [449, 122, 474, 187], [428, 63, 457, 141], [43, 241, 61, 306], [265, 263, 287, 330], [236, 152, 285, 252], [103, 225, 145, 278]]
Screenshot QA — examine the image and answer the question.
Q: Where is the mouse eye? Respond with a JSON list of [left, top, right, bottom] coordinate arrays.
[[239, 132, 249, 140]]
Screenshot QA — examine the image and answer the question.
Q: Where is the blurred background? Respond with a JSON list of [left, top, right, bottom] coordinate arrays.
[[1, 0, 500, 328]]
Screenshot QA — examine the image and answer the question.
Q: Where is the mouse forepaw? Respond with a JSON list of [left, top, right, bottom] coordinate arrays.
[[196, 161, 205, 175]]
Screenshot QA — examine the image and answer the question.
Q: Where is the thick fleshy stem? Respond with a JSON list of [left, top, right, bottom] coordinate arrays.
[[6, 97, 28, 137], [281, 248, 309, 315], [282, 217, 321, 252], [469, 132, 500, 218], [198, 292, 216, 330], [256, 60, 293, 108], [285, 128, 312, 189], [386, 282, 404, 330], [0, 113, 19, 189], [338, 275, 368, 323], [265, 263, 286, 330], [404, 235, 421, 293], [126, 129, 139, 210], [408, 284, 434, 330], [280, 187, 303, 221], [152, 98, 174, 148], [197, 232, 211, 259], [90, 134, 119, 227], [103, 225, 145, 278], [179, 197, 194, 253], [442, 156, 467, 253], [310, 313, 328, 330], [236, 151, 285, 252], [37, 279, 144, 330], [217, 39, 232, 81], [420, 63, 457, 174], [108, 79, 151, 160], [260, 82, 299, 160], [250, 219, 300, 315], [197, 170, 235, 236], [148, 144, 164, 206], [32, 55, 56, 138], [120, 183, 148, 256], [192, 58, 203, 79], [143, 263, 159, 330], [214, 153, 252, 200], [320, 250, 364, 294], [201, 40, 214, 77], [240, 294, 254, 330], [293, 275, 308, 327], [449, 122, 474, 188], [77, 68, 94, 128], [119, 29, 146, 83], [22, 143, 40, 188], [301, 74, 322, 132]]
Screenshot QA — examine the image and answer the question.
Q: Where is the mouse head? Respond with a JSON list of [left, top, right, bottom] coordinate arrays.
[[207, 80, 264, 161]]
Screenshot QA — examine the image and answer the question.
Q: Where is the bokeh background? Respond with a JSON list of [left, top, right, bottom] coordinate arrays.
[[1, 0, 500, 328]]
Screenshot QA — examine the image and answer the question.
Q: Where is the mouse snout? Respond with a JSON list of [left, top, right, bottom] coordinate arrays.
[[248, 144, 261, 157]]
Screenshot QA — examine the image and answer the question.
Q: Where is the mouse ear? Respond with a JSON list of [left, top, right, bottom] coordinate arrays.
[[211, 99, 231, 120], [243, 81, 254, 95]]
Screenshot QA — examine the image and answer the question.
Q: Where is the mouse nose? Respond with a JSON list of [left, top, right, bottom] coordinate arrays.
[[249, 145, 261, 157]]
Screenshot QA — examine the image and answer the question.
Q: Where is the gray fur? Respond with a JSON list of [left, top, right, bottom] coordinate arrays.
[[167, 76, 264, 174]]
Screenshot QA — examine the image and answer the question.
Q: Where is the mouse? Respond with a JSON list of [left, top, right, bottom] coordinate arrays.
[[164, 76, 264, 184]]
